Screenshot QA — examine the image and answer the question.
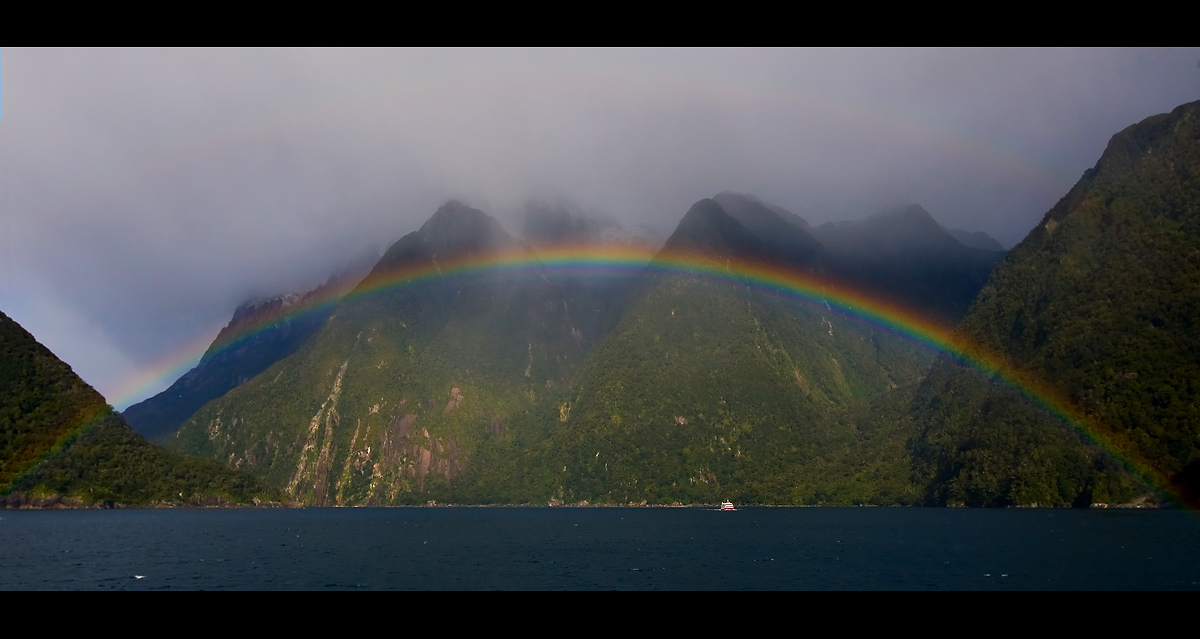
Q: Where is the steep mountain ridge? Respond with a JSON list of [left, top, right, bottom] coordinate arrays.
[[122, 249, 378, 441], [714, 191, 812, 230], [907, 100, 1200, 507], [1, 310, 277, 507], [170, 201, 610, 504], [711, 192, 823, 267], [817, 204, 959, 254], [1, 309, 107, 490]]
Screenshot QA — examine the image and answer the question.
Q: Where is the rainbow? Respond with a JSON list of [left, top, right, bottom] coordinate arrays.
[[111, 243, 1182, 506], [0, 404, 111, 494]]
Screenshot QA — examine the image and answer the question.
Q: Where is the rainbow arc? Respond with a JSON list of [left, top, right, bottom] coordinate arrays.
[[109, 244, 1179, 504]]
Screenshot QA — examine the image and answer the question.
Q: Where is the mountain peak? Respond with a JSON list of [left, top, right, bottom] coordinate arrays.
[[664, 199, 762, 257], [713, 192, 811, 230], [663, 197, 823, 271], [367, 201, 519, 273], [420, 201, 510, 248], [709, 193, 821, 265]]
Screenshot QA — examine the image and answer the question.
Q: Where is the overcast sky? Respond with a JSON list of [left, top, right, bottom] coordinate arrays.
[[2, 48, 1198, 407]]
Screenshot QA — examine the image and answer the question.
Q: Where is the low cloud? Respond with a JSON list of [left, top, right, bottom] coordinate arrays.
[[2, 48, 1197, 402]]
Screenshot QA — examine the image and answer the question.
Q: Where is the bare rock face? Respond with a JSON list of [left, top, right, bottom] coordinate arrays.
[[390, 410, 416, 440], [444, 387, 464, 413], [408, 428, 463, 490]]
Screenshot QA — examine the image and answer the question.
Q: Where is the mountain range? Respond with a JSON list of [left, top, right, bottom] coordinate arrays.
[[6, 100, 1197, 509], [161, 191, 1005, 505]]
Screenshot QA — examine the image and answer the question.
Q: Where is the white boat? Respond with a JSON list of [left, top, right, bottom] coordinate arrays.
[[720, 501, 736, 511]]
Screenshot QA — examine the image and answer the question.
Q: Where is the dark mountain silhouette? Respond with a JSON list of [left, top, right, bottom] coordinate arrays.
[[710, 192, 823, 268], [714, 191, 812, 230], [812, 204, 1006, 324], [948, 228, 1005, 251]]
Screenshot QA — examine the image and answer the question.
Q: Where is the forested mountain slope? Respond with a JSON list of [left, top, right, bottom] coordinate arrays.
[[1, 310, 277, 507], [170, 201, 623, 505], [170, 199, 938, 505], [496, 199, 933, 505], [908, 100, 1200, 507]]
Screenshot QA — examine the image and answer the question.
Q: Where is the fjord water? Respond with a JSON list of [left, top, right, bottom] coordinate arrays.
[[3, 508, 1198, 590]]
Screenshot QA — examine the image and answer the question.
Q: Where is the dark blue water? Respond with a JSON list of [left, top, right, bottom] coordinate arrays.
[[2, 508, 1198, 589]]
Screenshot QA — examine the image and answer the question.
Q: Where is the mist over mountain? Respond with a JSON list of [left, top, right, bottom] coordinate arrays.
[[512, 199, 933, 505], [811, 204, 1007, 323], [168, 201, 621, 504], [948, 228, 1006, 251], [520, 201, 621, 247], [41, 97, 1197, 509], [102, 88, 1200, 509], [163, 196, 947, 505], [519, 201, 665, 250], [710, 193, 823, 267], [708, 193, 1005, 325], [4, 49, 1200, 515], [7, 48, 1196, 406], [122, 249, 379, 441], [137, 192, 1006, 457]]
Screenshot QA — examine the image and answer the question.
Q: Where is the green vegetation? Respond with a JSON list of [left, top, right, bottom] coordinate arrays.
[[19, 99, 1200, 508], [164, 98, 1200, 510], [171, 201, 609, 505], [1, 309, 281, 507], [505, 272, 930, 505], [5, 409, 277, 507], [171, 199, 936, 506], [908, 100, 1200, 506], [1, 310, 108, 490]]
